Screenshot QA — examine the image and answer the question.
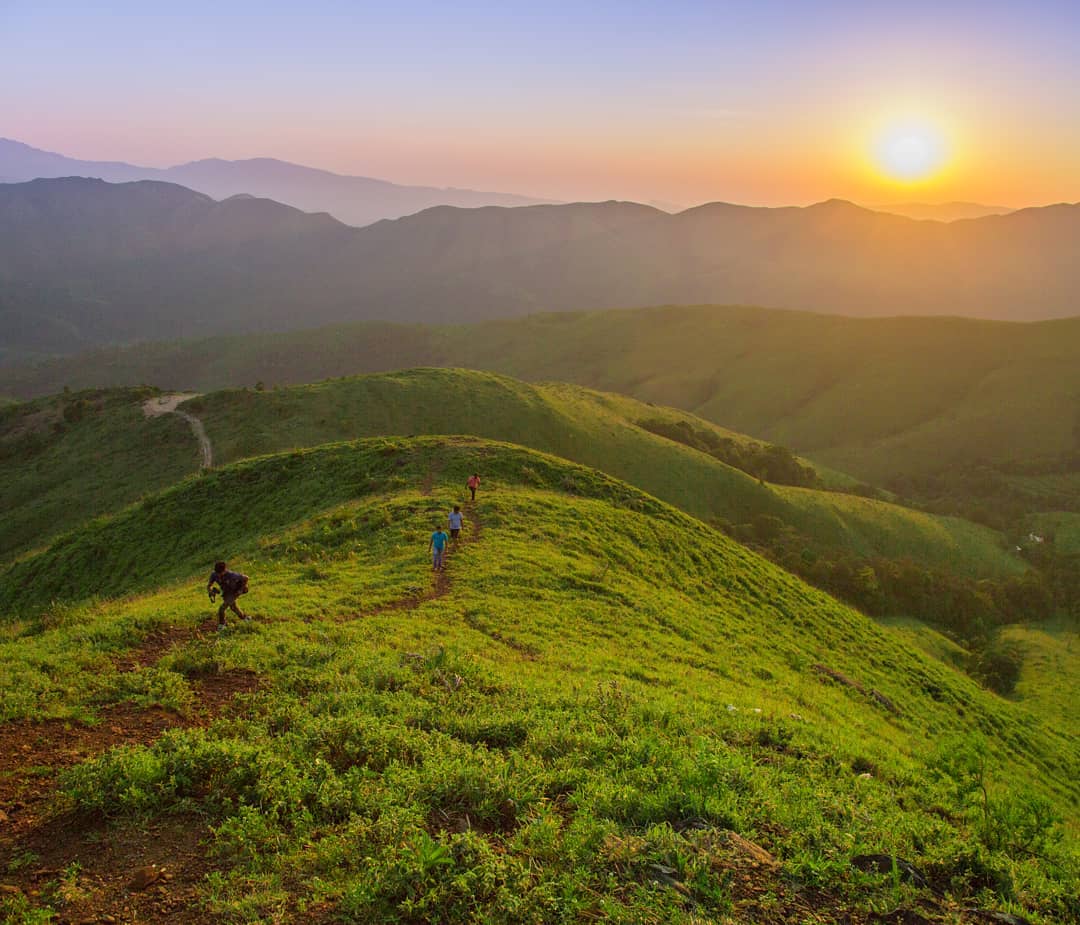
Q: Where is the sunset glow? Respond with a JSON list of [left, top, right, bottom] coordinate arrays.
[[2, 1, 1078, 207]]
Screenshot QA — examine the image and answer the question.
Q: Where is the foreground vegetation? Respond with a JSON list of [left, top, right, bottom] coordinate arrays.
[[1, 438, 1076, 923]]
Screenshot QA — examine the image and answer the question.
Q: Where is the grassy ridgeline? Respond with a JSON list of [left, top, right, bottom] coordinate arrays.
[[1, 371, 1023, 580], [188, 369, 1023, 579], [3, 305, 1079, 486], [0, 437, 1076, 922], [0, 388, 201, 560]]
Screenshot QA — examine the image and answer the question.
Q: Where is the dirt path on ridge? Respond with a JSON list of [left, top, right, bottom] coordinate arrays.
[[143, 393, 213, 469], [341, 490, 486, 622], [0, 468, 484, 921], [340, 470, 483, 621]]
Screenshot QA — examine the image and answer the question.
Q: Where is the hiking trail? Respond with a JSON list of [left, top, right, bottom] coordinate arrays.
[[341, 477, 484, 621], [0, 472, 482, 920], [143, 393, 213, 469]]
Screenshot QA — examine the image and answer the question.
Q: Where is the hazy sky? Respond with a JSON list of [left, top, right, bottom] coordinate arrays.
[[3, 0, 1078, 206]]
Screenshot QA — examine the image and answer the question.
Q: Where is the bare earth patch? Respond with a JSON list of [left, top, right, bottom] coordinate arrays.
[[0, 617, 259, 923]]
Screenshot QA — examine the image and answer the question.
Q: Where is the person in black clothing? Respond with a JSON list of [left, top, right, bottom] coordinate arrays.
[[207, 560, 249, 630]]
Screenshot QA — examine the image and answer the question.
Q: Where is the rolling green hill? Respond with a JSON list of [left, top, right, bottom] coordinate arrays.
[[0, 370, 1023, 585], [5, 305, 1078, 491], [0, 388, 201, 561], [1000, 619, 1080, 741], [0, 437, 1075, 924]]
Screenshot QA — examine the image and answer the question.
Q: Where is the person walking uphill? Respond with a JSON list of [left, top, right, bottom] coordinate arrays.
[[467, 473, 481, 501], [448, 505, 464, 542], [207, 560, 250, 631], [429, 525, 449, 571]]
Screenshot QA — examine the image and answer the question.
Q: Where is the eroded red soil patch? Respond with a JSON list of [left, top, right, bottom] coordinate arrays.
[[0, 663, 258, 922], [0, 671, 258, 827], [5, 815, 217, 924]]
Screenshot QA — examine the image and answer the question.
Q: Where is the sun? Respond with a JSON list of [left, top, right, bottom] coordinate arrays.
[[873, 119, 949, 183]]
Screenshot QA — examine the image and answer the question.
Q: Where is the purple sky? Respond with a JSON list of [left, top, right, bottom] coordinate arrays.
[[3, 0, 1078, 206]]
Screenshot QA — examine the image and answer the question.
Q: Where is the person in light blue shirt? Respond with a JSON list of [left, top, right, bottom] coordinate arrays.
[[448, 505, 464, 542], [429, 525, 449, 571]]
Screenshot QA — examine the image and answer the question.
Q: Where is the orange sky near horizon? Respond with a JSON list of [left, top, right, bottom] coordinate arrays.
[[3, 1, 1078, 209]]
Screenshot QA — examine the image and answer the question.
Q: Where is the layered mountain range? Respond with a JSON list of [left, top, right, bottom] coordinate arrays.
[[0, 138, 551, 227], [0, 175, 1076, 362]]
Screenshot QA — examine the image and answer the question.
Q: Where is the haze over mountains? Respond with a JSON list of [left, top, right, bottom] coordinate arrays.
[[0, 138, 552, 227], [865, 201, 1014, 222], [2, 138, 1019, 228], [2, 175, 1077, 364]]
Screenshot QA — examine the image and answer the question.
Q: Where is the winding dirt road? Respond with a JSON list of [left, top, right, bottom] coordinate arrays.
[[143, 393, 213, 469]]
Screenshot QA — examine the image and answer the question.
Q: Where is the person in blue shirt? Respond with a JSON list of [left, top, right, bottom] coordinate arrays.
[[207, 560, 250, 630], [428, 525, 449, 571]]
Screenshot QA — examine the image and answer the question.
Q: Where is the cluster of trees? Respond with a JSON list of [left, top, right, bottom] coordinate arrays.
[[889, 459, 1080, 531], [720, 513, 1077, 694], [638, 417, 819, 487]]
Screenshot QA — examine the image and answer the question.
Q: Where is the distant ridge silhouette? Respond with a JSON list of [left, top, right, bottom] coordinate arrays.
[[0, 176, 1076, 362], [0, 137, 553, 227]]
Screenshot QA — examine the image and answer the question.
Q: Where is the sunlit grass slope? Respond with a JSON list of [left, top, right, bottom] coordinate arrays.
[[187, 369, 1022, 578], [0, 370, 1023, 580], [875, 615, 1079, 743], [0, 437, 1075, 923], [0, 387, 200, 561], [876, 616, 971, 671], [999, 619, 1080, 741]]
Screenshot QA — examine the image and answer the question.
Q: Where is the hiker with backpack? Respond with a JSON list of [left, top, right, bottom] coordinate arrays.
[[207, 560, 250, 631], [429, 525, 450, 571], [467, 473, 480, 501]]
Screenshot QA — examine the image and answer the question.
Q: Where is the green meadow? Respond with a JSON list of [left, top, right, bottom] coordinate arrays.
[[1029, 511, 1080, 554], [1, 368, 1021, 585], [0, 437, 1076, 923]]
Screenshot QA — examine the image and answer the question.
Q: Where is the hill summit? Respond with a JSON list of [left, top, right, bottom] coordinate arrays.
[[0, 435, 1076, 923]]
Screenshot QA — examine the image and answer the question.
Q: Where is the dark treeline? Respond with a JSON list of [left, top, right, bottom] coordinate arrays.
[[889, 458, 1080, 532], [720, 513, 1079, 695], [638, 417, 820, 487]]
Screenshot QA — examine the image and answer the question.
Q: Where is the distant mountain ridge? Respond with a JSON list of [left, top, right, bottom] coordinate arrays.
[[0, 176, 1077, 363], [0, 137, 552, 226], [867, 201, 1014, 222]]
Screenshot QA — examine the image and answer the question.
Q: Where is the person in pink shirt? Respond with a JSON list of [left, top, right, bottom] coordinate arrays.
[[467, 473, 480, 501]]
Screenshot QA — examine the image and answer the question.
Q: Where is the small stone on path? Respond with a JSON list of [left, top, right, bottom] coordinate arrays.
[[127, 865, 162, 891]]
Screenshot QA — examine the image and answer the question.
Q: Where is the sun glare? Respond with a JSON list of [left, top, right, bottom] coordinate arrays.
[[873, 120, 948, 183]]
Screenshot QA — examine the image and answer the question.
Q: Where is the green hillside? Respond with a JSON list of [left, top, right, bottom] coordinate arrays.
[[0, 438, 1076, 924], [4, 305, 1078, 491], [0, 370, 1023, 586], [999, 619, 1080, 741], [189, 370, 1022, 580], [1029, 511, 1080, 554], [0, 388, 201, 561]]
